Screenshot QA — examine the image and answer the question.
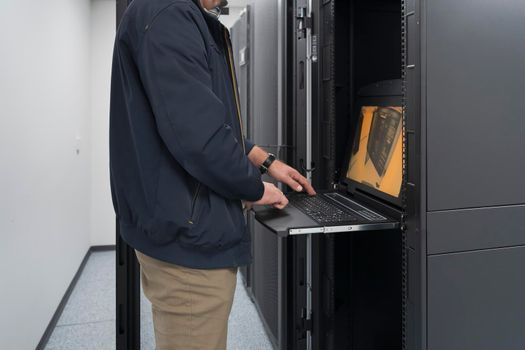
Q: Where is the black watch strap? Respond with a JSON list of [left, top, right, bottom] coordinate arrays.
[[260, 153, 276, 174]]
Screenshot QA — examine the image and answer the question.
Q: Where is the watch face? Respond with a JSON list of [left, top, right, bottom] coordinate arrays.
[[265, 154, 276, 166], [260, 154, 275, 174]]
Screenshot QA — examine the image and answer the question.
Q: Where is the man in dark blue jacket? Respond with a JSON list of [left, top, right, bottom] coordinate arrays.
[[110, 0, 315, 348]]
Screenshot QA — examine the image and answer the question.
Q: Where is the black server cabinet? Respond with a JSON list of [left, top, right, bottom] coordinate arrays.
[[293, 0, 525, 349], [115, 2, 141, 350], [242, 0, 329, 349], [310, 0, 404, 349], [249, 0, 406, 349], [407, 0, 525, 349], [229, 8, 253, 290], [312, 0, 525, 349], [116, 0, 525, 349], [243, 1, 302, 349]]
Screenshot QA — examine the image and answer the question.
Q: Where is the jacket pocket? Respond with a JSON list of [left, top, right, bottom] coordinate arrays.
[[151, 160, 195, 244], [178, 191, 245, 252], [188, 182, 202, 224]]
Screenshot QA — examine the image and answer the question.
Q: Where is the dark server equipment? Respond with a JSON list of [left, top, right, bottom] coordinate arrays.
[[314, 0, 525, 349], [229, 8, 253, 290], [115, 2, 140, 350], [311, 1, 404, 349], [242, 0, 291, 348], [407, 0, 525, 349], [236, 0, 406, 348], [116, 0, 525, 349], [254, 0, 525, 349]]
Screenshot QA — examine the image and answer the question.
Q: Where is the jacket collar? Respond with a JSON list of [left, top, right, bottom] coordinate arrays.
[[190, 0, 227, 51]]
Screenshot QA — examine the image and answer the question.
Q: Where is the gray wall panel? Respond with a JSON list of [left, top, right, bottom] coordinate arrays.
[[253, 217, 279, 344], [230, 9, 250, 138], [427, 205, 525, 254], [428, 246, 525, 350], [247, 0, 280, 346], [250, 0, 279, 147], [426, 0, 525, 211]]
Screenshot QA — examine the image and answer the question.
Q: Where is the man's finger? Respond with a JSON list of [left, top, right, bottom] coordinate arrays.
[[274, 201, 288, 210], [292, 172, 316, 195], [284, 176, 303, 192], [273, 194, 289, 210]]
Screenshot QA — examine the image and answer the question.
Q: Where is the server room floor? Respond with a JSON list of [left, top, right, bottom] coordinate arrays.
[[44, 251, 273, 350]]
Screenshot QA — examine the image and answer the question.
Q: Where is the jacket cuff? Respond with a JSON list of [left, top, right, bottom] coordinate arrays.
[[249, 178, 265, 202], [244, 139, 256, 155]]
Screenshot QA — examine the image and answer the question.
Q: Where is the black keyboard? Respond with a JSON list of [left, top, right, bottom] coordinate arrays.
[[290, 195, 359, 224], [324, 193, 386, 221]]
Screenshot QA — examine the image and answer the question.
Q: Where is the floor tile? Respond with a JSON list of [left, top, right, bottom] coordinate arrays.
[[57, 277, 115, 325], [140, 316, 155, 350], [227, 274, 274, 350], [45, 320, 115, 350], [81, 251, 116, 282]]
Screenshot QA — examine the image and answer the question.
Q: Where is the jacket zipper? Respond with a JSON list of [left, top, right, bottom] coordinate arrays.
[[188, 182, 202, 224], [188, 30, 242, 226], [223, 28, 246, 153]]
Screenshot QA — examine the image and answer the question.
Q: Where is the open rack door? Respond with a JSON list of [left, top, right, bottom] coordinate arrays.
[[290, 0, 317, 349], [115, 2, 141, 350]]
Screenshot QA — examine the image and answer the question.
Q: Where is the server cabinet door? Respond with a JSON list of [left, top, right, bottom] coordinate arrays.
[[294, 0, 309, 172], [426, 0, 525, 211], [231, 7, 253, 289], [293, 2, 316, 350], [245, 1, 297, 350], [428, 247, 525, 350], [115, 2, 141, 350]]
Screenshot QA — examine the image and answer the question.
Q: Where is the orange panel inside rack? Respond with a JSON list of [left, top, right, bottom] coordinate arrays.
[[346, 106, 403, 198]]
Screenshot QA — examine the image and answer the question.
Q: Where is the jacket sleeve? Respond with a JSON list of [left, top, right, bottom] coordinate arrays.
[[137, 3, 264, 201], [244, 138, 256, 155]]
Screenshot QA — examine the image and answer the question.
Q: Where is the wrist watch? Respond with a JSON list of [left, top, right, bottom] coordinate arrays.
[[259, 153, 276, 174]]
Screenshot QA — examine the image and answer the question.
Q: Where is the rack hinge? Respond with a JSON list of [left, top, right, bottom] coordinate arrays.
[[300, 308, 313, 332], [296, 7, 313, 38]]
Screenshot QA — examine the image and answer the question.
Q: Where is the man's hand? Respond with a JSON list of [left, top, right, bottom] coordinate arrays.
[[268, 160, 316, 195], [250, 182, 289, 209], [247, 146, 316, 195]]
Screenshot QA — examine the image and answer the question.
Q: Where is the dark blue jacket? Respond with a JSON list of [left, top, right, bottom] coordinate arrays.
[[110, 0, 264, 269]]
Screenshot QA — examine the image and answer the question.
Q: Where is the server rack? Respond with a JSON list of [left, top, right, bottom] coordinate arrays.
[[115, 0, 525, 349], [115, 2, 141, 350], [243, 1, 295, 348], [229, 8, 253, 289], [255, 1, 525, 350], [311, 1, 404, 349], [308, 0, 525, 349], [406, 0, 525, 349], [251, 0, 405, 349]]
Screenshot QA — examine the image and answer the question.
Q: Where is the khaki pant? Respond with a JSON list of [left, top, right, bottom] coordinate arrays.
[[135, 250, 238, 350]]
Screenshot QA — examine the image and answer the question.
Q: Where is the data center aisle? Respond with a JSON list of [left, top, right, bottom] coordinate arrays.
[[45, 251, 273, 349]]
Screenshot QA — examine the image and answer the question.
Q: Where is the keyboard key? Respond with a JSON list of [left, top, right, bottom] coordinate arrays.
[[290, 195, 358, 224]]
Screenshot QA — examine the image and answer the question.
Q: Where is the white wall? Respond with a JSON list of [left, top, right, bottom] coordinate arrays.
[[220, 7, 247, 29], [0, 0, 92, 348], [0, 0, 241, 346], [90, 0, 116, 246]]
